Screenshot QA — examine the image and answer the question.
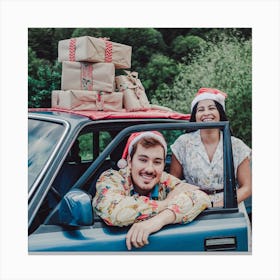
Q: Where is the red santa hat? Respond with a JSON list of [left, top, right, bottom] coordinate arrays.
[[117, 131, 167, 169], [191, 88, 228, 112]]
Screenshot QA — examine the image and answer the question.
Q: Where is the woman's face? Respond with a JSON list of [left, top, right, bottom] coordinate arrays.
[[128, 143, 165, 196], [195, 99, 220, 123]]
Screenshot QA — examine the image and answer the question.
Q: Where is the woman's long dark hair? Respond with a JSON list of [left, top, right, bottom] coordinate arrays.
[[190, 100, 228, 122]]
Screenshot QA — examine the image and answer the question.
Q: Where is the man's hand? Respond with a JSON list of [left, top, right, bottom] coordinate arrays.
[[125, 209, 175, 250]]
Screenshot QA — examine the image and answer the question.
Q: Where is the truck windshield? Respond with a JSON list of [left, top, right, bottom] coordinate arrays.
[[28, 118, 65, 191]]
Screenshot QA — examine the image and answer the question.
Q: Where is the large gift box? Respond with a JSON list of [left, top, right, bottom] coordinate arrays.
[[52, 90, 123, 111], [61, 61, 115, 92], [115, 71, 151, 111], [58, 36, 132, 69]]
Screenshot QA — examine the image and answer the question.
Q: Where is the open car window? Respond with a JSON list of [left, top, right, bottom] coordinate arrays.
[[73, 121, 237, 213]]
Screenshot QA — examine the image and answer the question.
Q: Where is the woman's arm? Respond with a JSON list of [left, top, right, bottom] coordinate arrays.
[[170, 154, 183, 179], [236, 157, 252, 203]]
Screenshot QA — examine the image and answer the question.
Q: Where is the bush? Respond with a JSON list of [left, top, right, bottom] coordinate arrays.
[[151, 34, 252, 146], [28, 61, 61, 108]]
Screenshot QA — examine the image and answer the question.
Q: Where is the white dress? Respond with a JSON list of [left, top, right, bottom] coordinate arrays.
[[171, 130, 252, 250]]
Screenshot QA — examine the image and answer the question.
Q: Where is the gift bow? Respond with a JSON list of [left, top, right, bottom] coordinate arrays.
[[124, 71, 145, 99], [121, 71, 150, 109]]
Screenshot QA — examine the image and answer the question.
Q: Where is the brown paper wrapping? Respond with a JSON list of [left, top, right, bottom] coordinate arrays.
[[115, 71, 150, 112], [52, 90, 123, 111], [61, 61, 115, 92], [58, 36, 132, 69]]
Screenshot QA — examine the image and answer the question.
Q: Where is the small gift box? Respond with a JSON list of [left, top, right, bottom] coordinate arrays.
[[52, 90, 123, 111], [115, 71, 151, 111], [61, 61, 115, 92], [58, 36, 132, 69]]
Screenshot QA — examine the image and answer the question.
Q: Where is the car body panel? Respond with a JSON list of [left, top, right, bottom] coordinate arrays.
[[29, 213, 248, 252]]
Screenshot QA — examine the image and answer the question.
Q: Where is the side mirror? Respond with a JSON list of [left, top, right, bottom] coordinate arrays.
[[45, 190, 93, 226]]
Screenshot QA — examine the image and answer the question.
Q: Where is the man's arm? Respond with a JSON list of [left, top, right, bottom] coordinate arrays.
[[125, 187, 211, 250], [126, 209, 176, 250]]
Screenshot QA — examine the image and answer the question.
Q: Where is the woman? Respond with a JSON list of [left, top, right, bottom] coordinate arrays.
[[170, 88, 252, 248]]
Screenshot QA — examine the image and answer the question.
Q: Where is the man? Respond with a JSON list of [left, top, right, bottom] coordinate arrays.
[[92, 131, 211, 250]]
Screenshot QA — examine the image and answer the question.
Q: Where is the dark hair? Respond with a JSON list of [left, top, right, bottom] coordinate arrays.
[[130, 137, 165, 159], [190, 100, 228, 122]]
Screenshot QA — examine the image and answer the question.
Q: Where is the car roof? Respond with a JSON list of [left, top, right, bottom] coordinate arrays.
[[28, 108, 190, 121]]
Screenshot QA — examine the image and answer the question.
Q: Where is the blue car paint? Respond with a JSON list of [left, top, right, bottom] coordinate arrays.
[[29, 213, 248, 252]]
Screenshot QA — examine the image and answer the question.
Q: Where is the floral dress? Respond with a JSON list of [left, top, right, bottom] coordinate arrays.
[[92, 167, 211, 227], [171, 130, 252, 250], [171, 130, 251, 204]]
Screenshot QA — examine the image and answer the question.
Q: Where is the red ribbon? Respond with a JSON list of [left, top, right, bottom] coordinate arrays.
[[104, 40, 113, 62], [69, 38, 76, 61], [81, 63, 93, 91]]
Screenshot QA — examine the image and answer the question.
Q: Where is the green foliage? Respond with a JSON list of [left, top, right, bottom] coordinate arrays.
[[120, 28, 167, 71], [78, 133, 93, 161], [28, 28, 75, 62], [151, 34, 252, 146], [28, 60, 61, 108], [141, 54, 179, 99], [189, 28, 252, 42], [28, 47, 48, 78], [171, 35, 207, 62]]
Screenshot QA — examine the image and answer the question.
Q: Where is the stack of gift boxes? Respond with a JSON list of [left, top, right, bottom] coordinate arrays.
[[52, 36, 151, 112]]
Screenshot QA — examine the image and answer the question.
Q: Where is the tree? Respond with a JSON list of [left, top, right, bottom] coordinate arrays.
[[171, 35, 207, 62], [28, 28, 75, 63], [141, 53, 179, 99], [151, 34, 252, 146]]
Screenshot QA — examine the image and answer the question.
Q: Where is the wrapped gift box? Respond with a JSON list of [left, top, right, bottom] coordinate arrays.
[[115, 71, 151, 111], [61, 61, 115, 92], [52, 90, 123, 111], [58, 36, 132, 69]]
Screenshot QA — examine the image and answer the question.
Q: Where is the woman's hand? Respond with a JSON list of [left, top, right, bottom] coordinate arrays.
[[213, 198, 223, 207], [166, 183, 199, 202]]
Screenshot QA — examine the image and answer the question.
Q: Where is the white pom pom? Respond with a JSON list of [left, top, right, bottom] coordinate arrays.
[[117, 159, 127, 169]]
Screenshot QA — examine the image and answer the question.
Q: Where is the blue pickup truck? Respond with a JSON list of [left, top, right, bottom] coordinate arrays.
[[28, 108, 250, 252]]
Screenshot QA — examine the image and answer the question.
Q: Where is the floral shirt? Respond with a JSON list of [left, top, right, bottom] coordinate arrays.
[[171, 130, 252, 204], [92, 167, 211, 227]]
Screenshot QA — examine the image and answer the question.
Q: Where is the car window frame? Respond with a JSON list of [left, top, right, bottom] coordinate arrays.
[[72, 121, 238, 214], [28, 115, 71, 228]]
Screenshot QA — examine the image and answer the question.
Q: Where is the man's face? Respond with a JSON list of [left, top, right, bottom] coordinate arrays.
[[128, 143, 165, 196]]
